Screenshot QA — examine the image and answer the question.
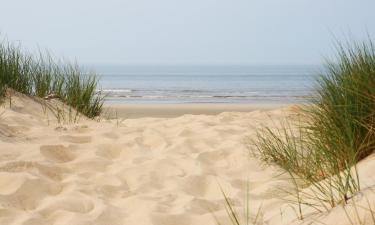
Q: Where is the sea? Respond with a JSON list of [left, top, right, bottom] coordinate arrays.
[[93, 64, 321, 104]]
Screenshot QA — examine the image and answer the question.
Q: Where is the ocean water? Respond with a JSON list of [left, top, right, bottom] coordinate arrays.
[[94, 65, 320, 104]]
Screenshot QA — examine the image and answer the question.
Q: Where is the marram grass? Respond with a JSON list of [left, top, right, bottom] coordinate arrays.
[[0, 39, 104, 118], [237, 39, 375, 223]]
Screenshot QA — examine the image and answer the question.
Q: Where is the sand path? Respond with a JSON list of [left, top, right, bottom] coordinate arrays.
[[1, 94, 374, 225]]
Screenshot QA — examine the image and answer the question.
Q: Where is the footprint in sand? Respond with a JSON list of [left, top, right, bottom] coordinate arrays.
[[196, 149, 229, 165], [0, 124, 23, 141], [40, 145, 76, 163], [181, 175, 221, 198], [0, 161, 64, 181], [152, 194, 178, 213], [39, 195, 95, 215], [59, 135, 92, 144], [0, 173, 61, 210], [0, 161, 36, 172], [36, 164, 65, 181], [96, 144, 122, 160], [185, 198, 222, 215], [102, 132, 120, 140]]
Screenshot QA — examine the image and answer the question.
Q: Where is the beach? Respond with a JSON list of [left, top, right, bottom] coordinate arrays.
[[1, 1, 374, 223], [0, 93, 297, 225], [1, 92, 374, 225], [103, 103, 290, 118]]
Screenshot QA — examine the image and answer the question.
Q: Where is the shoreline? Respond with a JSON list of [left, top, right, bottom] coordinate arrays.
[[103, 102, 294, 119]]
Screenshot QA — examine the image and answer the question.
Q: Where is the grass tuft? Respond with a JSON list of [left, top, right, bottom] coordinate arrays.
[[249, 39, 375, 216], [0, 38, 104, 118]]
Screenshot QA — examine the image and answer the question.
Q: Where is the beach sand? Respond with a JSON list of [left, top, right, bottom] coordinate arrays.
[[0, 93, 374, 225], [103, 103, 290, 119]]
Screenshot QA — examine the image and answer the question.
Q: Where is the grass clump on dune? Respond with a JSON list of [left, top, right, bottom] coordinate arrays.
[[251, 39, 375, 213], [0, 43, 33, 95], [310, 40, 375, 163], [0, 39, 104, 118], [62, 66, 104, 118]]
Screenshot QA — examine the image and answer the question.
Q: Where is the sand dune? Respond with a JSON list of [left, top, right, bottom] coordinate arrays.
[[0, 94, 374, 225]]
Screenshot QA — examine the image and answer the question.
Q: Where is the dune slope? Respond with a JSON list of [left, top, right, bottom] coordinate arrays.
[[0, 94, 374, 225]]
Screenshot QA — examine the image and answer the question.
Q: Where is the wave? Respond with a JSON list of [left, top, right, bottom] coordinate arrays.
[[105, 94, 310, 99], [102, 89, 133, 93], [101, 88, 313, 104]]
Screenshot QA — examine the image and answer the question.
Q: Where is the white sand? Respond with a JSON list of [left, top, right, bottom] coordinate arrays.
[[0, 93, 374, 225]]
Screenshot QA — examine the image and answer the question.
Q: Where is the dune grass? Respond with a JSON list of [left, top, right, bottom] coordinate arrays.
[[0, 39, 104, 118], [219, 39, 375, 225], [309, 40, 375, 164], [240, 39, 375, 222], [0, 43, 33, 95]]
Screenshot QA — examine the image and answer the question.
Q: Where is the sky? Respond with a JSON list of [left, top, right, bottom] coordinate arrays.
[[0, 0, 374, 65]]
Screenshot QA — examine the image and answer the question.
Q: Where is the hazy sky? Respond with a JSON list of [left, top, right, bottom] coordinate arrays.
[[0, 0, 374, 65]]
